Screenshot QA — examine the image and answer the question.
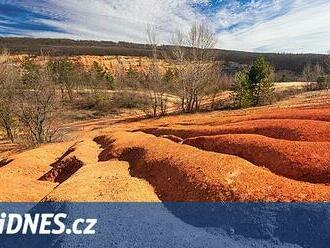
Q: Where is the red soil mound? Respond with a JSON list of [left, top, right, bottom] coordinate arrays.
[[37, 139, 159, 202], [245, 107, 330, 122], [183, 134, 330, 184], [137, 107, 330, 130], [95, 132, 330, 202], [141, 119, 330, 141], [251, 107, 330, 122]]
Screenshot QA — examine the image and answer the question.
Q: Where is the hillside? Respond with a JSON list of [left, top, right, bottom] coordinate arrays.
[[1, 90, 330, 203], [1, 37, 328, 73]]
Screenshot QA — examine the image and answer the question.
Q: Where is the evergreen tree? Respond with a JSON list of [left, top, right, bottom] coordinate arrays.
[[21, 57, 40, 86], [234, 56, 275, 108], [48, 58, 76, 101], [233, 69, 253, 108], [89, 61, 115, 89]]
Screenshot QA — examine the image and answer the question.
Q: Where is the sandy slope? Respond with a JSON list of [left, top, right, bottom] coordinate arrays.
[[42, 161, 159, 202], [0, 142, 74, 202]]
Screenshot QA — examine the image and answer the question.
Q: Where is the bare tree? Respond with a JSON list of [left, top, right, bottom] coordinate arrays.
[[0, 51, 19, 142], [314, 64, 324, 77], [303, 63, 327, 90], [302, 64, 313, 80], [209, 71, 232, 110], [324, 55, 330, 90], [145, 25, 169, 117], [186, 22, 217, 61], [303, 64, 317, 90], [146, 24, 158, 61], [16, 59, 61, 145], [169, 22, 219, 113]]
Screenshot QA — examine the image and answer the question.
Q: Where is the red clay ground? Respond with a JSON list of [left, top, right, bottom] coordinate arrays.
[[183, 134, 330, 184], [95, 132, 330, 202], [141, 119, 330, 141], [1, 90, 330, 202]]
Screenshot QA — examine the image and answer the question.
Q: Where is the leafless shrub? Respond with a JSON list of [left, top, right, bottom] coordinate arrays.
[[302, 63, 327, 91], [0, 50, 19, 142], [112, 90, 151, 110], [169, 22, 221, 113], [209, 72, 233, 110], [145, 25, 170, 117], [16, 58, 61, 145]]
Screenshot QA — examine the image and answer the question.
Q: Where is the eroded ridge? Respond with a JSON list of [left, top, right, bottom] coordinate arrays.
[[94, 131, 330, 202], [183, 134, 330, 184], [141, 119, 330, 141], [39, 139, 160, 202], [39, 141, 85, 183], [41, 161, 160, 202], [0, 142, 77, 202]]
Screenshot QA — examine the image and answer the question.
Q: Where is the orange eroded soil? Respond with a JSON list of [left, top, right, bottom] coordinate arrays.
[[42, 161, 160, 202], [141, 119, 330, 141], [0, 142, 74, 202], [95, 132, 330, 202], [183, 134, 330, 184], [1, 91, 330, 202]]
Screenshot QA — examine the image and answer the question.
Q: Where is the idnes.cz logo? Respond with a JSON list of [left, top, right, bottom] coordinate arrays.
[[0, 212, 97, 235]]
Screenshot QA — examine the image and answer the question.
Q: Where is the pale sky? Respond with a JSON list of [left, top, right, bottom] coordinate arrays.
[[1, 0, 330, 54]]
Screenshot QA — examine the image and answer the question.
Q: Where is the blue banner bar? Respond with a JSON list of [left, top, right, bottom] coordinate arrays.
[[0, 203, 329, 248]]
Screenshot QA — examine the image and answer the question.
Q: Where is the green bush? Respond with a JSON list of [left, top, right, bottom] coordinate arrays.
[[232, 70, 253, 108], [317, 76, 327, 90]]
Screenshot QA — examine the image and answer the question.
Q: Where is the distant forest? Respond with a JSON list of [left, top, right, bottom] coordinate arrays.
[[0, 37, 328, 74]]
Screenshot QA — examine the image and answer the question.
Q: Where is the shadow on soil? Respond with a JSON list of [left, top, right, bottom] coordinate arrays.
[[164, 203, 330, 248], [93, 134, 330, 248], [0, 158, 13, 168]]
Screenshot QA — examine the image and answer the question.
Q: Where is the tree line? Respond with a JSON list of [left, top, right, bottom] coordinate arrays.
[[1, 37, 329, 74]]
